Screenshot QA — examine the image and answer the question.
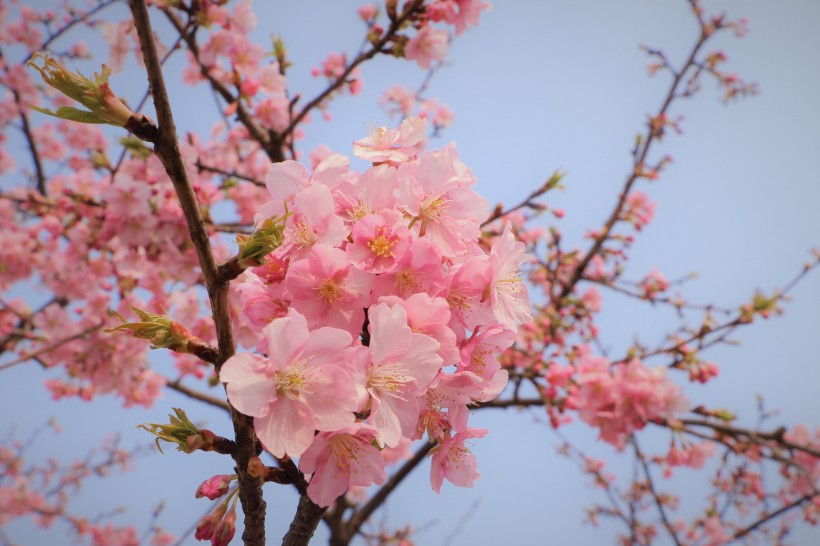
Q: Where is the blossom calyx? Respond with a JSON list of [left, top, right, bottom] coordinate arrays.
[[138, 408, 216, 454], [27, 52, 134, 127], [236, 215, 289, 268]]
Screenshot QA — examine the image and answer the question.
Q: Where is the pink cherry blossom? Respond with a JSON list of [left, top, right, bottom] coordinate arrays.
[[333, 164, 398, 222], [445, 256, 495, 336], [370, 237, 447, 300], [352, 117, 428, 165], [404, 26, 449, 69], [396, 144, 488, 257], [365, 302, 444, 447], [430, 427, 487, 493], [346, 212, 412, 273], [487, 223, 533, 329], [457, 325, 515, 384], [220, 311, 358, 457], [299, 423, 386, 507], [285, 244, 373, 337], [378, 293, 459, 366], [278, 184, 347, 258]]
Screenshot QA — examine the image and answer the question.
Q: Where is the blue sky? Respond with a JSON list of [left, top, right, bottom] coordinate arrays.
[[2, 1, 819, 544]]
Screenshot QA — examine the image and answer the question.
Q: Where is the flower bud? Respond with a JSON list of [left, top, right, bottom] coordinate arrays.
[[194, 501, 228, 541], [105, 308, 200, 354], [211, 504, 237, 546], [138, 408, 209, 454], [246, 456, 266, 479], [195, 474, 234, 500], [236, 215, 288, 268], [27, 52, 134, 127]]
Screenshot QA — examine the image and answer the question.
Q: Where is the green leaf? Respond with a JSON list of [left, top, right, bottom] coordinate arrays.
[[31, 105, 104, 124]]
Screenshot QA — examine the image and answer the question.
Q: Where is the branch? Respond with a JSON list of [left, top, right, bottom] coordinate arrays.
[[25, 0, 119, 63], [160, 8, 281, 162], [195, 160, 265, 187], [0, 323, 102, 372], [679, 419, 820, 460], [481, 171, 562, 228], [557, 4, 711, 302], [126, 3, 265, 546], [632, 438, 684, 546], [729, 494, 814, 543], [280, 0, 425, 143], [0, 46, 46, 194], [164, 378, 230, 412]]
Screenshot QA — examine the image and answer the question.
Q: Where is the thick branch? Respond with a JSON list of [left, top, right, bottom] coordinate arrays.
[[126, 3, 265, 546], [282, 495, 326, 546]]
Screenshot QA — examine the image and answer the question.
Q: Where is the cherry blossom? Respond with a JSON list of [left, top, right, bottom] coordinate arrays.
[[220, 311, 359, 457]]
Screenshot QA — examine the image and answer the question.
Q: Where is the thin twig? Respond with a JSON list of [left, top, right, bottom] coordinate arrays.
[[164, 378, 230, 412], [729, 494, 814, 543], [632, 438, 684, 546], [280, 0, 425, 143]]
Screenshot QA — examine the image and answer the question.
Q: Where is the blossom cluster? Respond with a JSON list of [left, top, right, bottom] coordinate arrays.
[[221, 117, 531, 506]]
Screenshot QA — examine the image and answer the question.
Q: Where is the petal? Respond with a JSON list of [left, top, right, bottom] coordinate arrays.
[[305, 459, 348, 508], [255, 399, 315, 458], [263, 313, 308, 369], [220, 353, 274, 418]]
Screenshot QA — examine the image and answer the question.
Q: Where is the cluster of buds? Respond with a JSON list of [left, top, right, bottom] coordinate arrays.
[[738, 291, 781, 323], [195, 493, 238, 546], [193, 474, 239, 545]]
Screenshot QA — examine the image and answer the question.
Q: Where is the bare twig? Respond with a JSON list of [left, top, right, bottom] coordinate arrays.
[[632, 438, 684, 546], [1, 46, 47, 194], [164, 378, 230, 412], [195, 161, 265, 187], [729, 494, 814, 543]]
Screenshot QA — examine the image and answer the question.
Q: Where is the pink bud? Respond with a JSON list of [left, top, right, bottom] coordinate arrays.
[[195, 474, 233, 500], [358, 4, 377, 21], [194, 502, 227, 541], [211, 505, 237, 546]]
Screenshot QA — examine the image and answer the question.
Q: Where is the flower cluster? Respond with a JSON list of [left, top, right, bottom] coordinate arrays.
[[221, 117, 531, 506]]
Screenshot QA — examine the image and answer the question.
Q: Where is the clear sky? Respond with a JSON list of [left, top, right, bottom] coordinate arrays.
[[2, 1, 819, 545]]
